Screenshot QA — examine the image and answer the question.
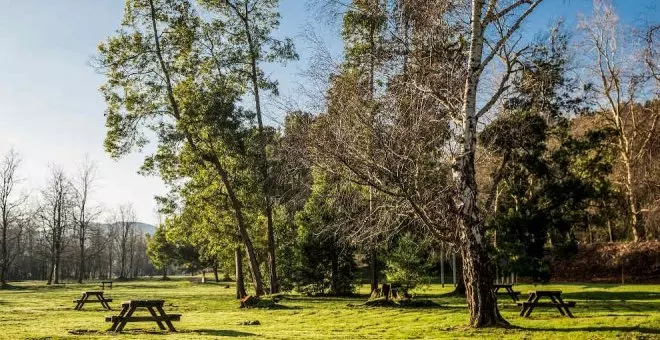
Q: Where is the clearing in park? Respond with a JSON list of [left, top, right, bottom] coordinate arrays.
[[0, 278, 658, 339]]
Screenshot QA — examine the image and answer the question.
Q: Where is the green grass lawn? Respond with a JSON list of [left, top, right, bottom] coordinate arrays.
[[0, 278, 658, 339]]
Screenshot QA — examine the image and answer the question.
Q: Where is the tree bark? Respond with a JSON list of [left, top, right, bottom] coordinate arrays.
[[77, 242, 85, 284], [369, 248, 378, 294], [0, 223, 7, 287], [330, 243, 339, 294], [452, 255, 466, 296], [235, 246, 247, 299], [451, 0, 506, 327]]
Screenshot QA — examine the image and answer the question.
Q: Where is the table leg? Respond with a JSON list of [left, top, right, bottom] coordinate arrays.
[[78, 293, 89, 311], [556, 296, 575, 318], [75, 294, 83, 310], [525, 295, 540, 317], [156, 306, 177, 332], [147, 306, 166, 330], [520, 293, 534, 316], [549, 296, 566, 316], [109, 305, 129, 331], [507, 288, 518, 302], [116, 306, 136, 332], [99, 295, 111, 310]]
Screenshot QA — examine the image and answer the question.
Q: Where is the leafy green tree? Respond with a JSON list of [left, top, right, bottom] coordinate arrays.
[[198, 0, 298, 294], [95, 0, 265, 295], [293, 171, 359, 296], [146, 226, 176, 279], [384, 232, 436, 294]]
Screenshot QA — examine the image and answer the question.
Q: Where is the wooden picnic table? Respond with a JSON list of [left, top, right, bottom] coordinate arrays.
[[73, 291, 113, 310], [100, 281, 113, 290], [106, 300, 181, 332], [492, 284, 520, 302], [517, 290, 576, 318]]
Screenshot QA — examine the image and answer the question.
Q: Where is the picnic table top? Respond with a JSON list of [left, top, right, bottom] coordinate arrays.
[[121, 300, 165, 307], [101, 280, 113, 283], [492, 284, 514, 287], [529, 290, 563, 295], [82, 291, 105, 295]]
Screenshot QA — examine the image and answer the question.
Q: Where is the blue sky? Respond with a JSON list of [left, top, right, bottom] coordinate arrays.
[[0, 0, 657, 224]]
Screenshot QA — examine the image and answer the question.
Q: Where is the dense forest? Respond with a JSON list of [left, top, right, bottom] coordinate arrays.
[[0, 0, 657, 329]]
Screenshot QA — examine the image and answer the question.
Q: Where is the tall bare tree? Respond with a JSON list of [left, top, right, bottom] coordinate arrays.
[[116, 204, 136, 279], [580, 1, 660, 241], [0, 149, 25, 288], [40, 167, 72, 285], [72, 158, 99, 283]]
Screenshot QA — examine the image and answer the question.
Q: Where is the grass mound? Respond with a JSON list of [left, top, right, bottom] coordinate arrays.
[[239, 295, 287, 309]]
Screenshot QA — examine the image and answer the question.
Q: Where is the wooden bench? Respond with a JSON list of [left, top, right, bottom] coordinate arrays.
[[100, 281, 113, 290], [106, 300, 180, 332], [74, 291, 112, 310], [518, 290, 576, 317]]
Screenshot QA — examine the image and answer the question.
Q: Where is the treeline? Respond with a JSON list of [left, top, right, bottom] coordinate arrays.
[[94, 0, 658, 328], [0, 154, 156, 285]]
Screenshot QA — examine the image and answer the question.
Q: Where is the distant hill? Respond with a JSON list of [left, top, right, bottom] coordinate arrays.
[[133, 222, 156, 235], [93, 222, 157, 236]]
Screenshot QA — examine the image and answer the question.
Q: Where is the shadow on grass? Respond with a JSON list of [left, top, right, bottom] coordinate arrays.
[[562, 291, 660, 301], [498, 300, 659, 314], [191, 329, 256, 337], [0, 284, 28, 291], [517, 325, 660, 335]]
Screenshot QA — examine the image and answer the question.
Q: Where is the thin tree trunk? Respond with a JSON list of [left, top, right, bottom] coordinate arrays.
[[330, 243, 339, 295], [1, 224, 7, 287], [243, 13, 278, 295], [235, 246, 247, 299], [369, 248, 378, 294], [452, 254, 466, 296], [213, 265, 219, 283], [77, 243, 84, 284]]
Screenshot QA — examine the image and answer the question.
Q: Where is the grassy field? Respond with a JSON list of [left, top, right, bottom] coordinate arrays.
[[0, 278, 658, 339]]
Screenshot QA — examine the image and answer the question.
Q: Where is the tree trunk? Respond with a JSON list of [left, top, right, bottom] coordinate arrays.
[[77, 243, 84, 284], [47, 255, 54, 285], [620, 151, 644, 242], [452, 0, 505, 327], [235, 246, 247, 299], [1, 224, 7, 288], [330, 244, 339, 295], [452, 255, 466, 296], [369, 248, 378, 294], [237, 5, 279, 295], [213, 265, 219, 283]]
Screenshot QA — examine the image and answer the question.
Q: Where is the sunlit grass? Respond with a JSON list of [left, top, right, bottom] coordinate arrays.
[[0, 278, 658, 339]]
